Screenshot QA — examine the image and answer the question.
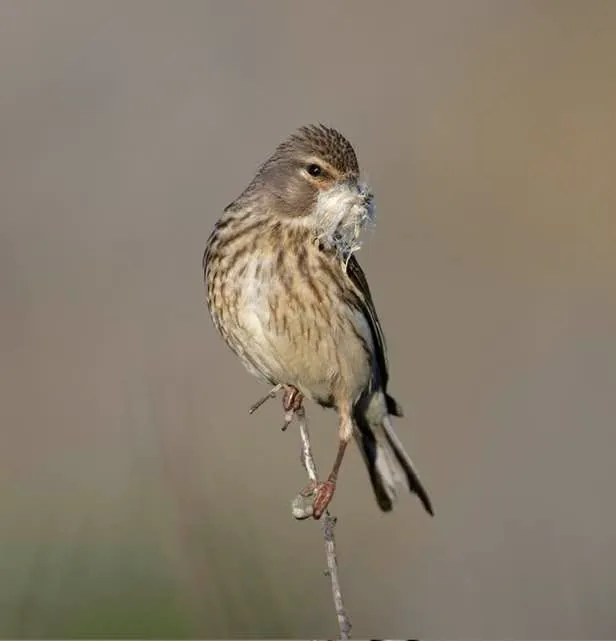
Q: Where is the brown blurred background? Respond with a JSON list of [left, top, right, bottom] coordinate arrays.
[[1, 0, 615, 637]]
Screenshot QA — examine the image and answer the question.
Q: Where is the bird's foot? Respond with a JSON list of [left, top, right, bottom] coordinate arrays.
[[248, 384, 303, 431], [291, 479, 335, 520], [312, 479, 337, 520], [281, 386, 304, 431]]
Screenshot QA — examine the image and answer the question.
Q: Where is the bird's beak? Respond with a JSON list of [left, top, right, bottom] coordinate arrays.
[[339, 176, 370, 201], [340, 175, 359, 191]]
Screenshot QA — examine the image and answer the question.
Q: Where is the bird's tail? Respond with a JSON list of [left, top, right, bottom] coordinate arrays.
[[353, 393, 434, 515]]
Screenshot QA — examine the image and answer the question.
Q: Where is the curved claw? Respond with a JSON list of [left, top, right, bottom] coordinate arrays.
[[281, 386, 304, 431], [282, 387, 303, 413]]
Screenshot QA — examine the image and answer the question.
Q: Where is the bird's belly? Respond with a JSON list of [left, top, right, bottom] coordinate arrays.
[[234, 261, 372, 406]]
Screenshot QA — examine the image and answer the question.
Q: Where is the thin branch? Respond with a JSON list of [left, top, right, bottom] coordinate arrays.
[[248, 391, 352, 638], [293, 407, 352, 640], [248, 383, 282, 415], [297, 407, 318, 482]]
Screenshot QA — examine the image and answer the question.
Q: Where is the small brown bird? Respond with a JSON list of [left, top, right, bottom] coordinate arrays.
[[203, 124, 433, 519]]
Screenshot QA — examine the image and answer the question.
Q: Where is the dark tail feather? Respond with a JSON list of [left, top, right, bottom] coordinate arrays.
[[386, 393, 404, 417], [382, 415, 434, 516], [354, 412, 398, 512], [354, 407, 434, 516]]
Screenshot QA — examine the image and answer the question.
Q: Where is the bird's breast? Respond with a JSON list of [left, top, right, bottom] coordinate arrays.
[[229, 235, 374, 406]]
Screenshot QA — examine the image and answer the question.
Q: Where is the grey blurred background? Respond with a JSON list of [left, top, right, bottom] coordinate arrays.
[[1, 0, 615, 637]]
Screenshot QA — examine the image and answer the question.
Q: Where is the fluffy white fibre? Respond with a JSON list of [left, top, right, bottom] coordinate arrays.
[[313, 181, 375, 267]]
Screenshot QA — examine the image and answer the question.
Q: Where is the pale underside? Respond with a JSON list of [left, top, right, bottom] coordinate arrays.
[[215, 180, 378, 411], [233, 244, 375, 409]]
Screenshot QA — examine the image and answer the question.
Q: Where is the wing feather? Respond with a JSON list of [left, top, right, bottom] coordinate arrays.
[[345, 255, 397, 403]]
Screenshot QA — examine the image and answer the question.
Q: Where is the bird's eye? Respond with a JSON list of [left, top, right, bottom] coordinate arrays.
[[307, 163, 322, 177]]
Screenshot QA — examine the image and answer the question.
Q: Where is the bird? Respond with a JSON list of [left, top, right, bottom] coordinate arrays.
[[203, 124, 433, 519]]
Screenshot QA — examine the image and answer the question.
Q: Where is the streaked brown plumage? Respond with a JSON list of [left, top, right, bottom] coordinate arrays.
[[203, 124, 433, 518]]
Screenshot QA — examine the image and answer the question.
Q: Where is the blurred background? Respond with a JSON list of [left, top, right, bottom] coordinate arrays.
[[1, 0, 615, 637]]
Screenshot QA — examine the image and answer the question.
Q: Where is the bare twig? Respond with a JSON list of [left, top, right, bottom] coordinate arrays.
[[248, 391, 352, 638], [294, 407, 352, 640], [248, 383, 282, 414], [297, 407, 318, 482]]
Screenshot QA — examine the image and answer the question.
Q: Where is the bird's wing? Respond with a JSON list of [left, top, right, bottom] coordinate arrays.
[[345, 254, 390, 390]]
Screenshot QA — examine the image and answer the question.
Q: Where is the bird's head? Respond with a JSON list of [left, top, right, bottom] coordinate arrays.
[[253, 124, 375, 262]]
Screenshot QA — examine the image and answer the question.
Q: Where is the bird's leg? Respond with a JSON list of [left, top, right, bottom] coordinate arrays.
[[312, 413, 353, 519], [281, 385, 304, 431]]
